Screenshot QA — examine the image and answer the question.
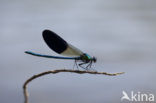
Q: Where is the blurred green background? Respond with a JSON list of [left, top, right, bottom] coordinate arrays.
[[0, 0, 156, 103]]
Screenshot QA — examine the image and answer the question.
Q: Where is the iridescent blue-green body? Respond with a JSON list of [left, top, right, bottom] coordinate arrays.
[[79, 53, 96, 63]]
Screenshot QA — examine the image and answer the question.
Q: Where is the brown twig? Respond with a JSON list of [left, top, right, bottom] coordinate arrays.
[[23, 69, 124, 103]]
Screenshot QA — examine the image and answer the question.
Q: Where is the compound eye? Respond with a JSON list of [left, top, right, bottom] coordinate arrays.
[[93, 57, 97, 62]]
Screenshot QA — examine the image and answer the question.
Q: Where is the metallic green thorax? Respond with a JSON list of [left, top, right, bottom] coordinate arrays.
[[80, 53, 93, 62], [84, 53, 92, 60]]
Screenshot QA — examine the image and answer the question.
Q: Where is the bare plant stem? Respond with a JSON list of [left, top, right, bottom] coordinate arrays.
[[23, 69, 124, 103]]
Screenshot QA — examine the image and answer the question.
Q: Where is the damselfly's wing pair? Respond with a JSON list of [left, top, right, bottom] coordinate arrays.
[[25, 30, 96, 70]]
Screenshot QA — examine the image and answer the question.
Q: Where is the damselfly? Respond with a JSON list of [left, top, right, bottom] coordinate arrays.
[[25, 30, 96, 70]]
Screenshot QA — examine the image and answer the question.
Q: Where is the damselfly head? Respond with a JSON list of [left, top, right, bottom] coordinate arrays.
[[92, 56, 97, 63]]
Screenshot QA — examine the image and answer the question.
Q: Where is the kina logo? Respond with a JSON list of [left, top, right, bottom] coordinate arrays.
[[121, 91, 154, 102]]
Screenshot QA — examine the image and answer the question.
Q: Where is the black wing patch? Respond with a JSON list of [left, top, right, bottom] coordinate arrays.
[[42, 30, 68, 54]]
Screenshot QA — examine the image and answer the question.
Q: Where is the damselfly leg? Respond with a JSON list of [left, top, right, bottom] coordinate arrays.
[[73, 59, 79, 70]]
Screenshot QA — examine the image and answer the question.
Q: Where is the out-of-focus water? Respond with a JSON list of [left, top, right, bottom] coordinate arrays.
[[0, 0, 156, 103]]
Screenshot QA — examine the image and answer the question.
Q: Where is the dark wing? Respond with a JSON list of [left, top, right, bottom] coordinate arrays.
[[42, 30, 83, 56]]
